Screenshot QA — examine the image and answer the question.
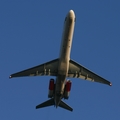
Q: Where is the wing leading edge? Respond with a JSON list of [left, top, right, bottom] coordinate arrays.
[[68, 60, 112, 86], [9, 59, 59, 78]]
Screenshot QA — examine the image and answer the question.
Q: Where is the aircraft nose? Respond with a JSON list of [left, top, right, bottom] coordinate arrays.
[[68, 10, 75, 18], [69, 10, 74, 14]]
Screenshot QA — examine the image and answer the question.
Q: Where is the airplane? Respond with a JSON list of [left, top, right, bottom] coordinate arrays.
[[9, 10, 112, 112]]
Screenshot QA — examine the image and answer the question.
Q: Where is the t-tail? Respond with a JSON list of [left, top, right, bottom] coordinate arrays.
[[36, 98, 73, 111]]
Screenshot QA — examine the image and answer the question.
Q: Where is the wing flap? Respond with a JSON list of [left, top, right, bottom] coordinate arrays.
[[68, 60, 112, 86], [10, 59, 59, 78]]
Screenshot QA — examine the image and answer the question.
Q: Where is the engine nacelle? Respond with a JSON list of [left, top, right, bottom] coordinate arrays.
[[48, 79, 55, 98], [64, 80, 72, 99]]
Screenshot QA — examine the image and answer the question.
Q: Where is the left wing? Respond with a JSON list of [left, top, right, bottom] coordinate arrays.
[[9, 59, 59, 78], [68, 60, 112, 86]]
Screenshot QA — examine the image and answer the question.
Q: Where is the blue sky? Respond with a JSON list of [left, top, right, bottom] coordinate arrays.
[[1, 0, 120, 119]]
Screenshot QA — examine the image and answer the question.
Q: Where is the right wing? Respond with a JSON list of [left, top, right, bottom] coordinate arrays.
[[68, 59, 112, 86], [9, 59, 59, 78]]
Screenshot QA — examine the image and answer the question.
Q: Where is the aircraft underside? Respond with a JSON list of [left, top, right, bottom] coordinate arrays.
[[9, 10, 112, 112]]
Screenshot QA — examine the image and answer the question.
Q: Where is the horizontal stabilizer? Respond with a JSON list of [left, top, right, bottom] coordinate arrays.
[[59, 100, 73, 111], [36, 98, 54, 109]]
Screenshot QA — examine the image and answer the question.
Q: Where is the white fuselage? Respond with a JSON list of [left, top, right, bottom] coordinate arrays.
[[55, 10, 75, 106]]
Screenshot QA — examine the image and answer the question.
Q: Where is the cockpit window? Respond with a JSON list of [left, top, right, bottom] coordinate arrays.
[[74, 17, 76, 22], [65, 17, 67, 21]]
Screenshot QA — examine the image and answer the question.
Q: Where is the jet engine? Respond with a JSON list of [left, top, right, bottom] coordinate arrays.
[[48, 79, 55, 98], [64, 80, 72, 99]]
